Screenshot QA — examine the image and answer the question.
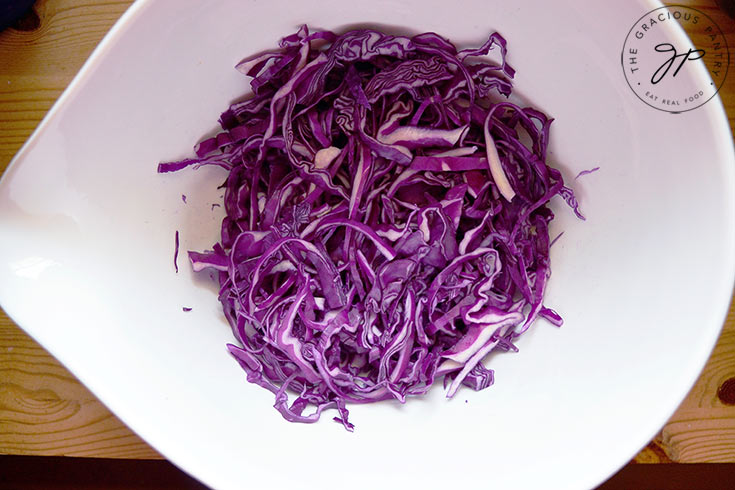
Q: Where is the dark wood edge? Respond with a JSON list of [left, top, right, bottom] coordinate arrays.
[[598, 462, 735, 490], [2, 455, 735, 489], [0, 455, 209, 489]]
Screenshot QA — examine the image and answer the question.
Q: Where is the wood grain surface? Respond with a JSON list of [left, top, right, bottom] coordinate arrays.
[[1, 0, 734, 466]]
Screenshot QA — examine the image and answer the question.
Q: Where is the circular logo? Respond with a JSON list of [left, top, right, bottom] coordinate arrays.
[[621, 5, 729, 113]]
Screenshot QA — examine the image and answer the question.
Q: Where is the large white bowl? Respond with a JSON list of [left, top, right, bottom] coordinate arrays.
[[1, 1, 733, 489]]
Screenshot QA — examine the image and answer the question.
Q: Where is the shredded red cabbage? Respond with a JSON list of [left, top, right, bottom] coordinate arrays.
[[575, 166, 600, 180], [160, 26, 581, 430], [174, 230, 180, 274]]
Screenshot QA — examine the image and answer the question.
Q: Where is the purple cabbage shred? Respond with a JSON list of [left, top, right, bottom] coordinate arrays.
[[159, 26, 581, 431], [575, 166, 600, 180], [174, 230, 180, 274]]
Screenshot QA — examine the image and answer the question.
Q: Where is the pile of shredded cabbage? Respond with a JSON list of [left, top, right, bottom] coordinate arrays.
[[159, 26, 582, 430]]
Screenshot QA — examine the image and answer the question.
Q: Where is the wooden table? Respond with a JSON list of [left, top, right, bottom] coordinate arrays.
[[1, 0, 734, 483]]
